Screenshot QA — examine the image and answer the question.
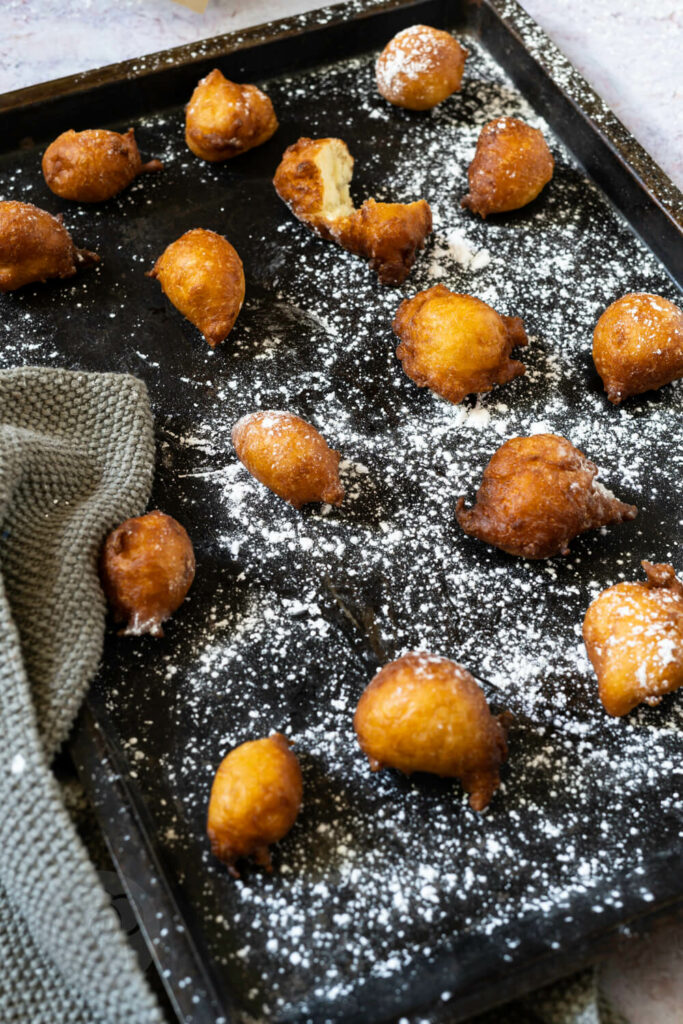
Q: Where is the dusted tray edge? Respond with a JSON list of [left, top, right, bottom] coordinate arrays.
[[4, 0, 675, 1020], [0, 0, 681, 235], [70, 705, 227, 1024], [73, 682, 683, 1024]]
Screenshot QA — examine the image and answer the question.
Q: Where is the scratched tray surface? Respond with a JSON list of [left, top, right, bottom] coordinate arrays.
[[1, 26, 683, 1024]]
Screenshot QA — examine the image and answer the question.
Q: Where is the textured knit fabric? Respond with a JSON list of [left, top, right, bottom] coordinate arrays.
[[0, 368, 163, 1024]]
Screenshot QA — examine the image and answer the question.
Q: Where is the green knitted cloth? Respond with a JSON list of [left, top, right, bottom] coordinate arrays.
[[0, 368, 162, 1024]]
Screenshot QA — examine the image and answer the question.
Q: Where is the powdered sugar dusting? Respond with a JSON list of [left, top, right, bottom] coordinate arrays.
[[0, 28, 681, 1024]]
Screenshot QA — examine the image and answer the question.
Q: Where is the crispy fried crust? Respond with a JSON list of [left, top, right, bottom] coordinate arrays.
[[336, 198, 432, 286], [0, 200, 98, 292], [376, 24, 468, 110], [456, 434, 637, 559], [583, 562, 683, 716], [100, 510, 195, 637], [393, 284, 527, 403], [207, 734, 303, 878], [147, 228, 245, 347], [592, 293, 683, 404], [185, 68, 278, 161], [273, 136, 352, 238], [273, 136, 432, 285], [42, 128, 162, 202], [232, 410, 344, 509], [353, 652, 511, 811], [462, 117, 554, 218]]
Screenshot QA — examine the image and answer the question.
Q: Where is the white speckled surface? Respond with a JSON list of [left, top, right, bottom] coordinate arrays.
[[0, 2, 681, 1023]]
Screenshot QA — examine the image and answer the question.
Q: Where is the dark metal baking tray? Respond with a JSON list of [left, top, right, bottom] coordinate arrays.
[[1, 2, 682, 1022]]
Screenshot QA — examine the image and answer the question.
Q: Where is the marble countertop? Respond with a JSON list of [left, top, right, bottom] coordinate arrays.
[[1, 3, 681, 1024]]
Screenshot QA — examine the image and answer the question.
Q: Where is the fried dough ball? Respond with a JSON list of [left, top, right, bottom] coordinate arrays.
[[100, 510, 195, 637], [0, 200, 98, 292], [273, 136, 432, 285], [353, 652, 511, 810], [207, 733, 303, 877], [232, 410, 344, 509], [462, 117, 554, 218], [456, 434, 637, 559], [592, 293, 683, 404], [273, 137, 353, 239], [338, 198, 433, 287], [376, 24, 468, 110], [583, 562, 683, 716], [147, 228, 245, 347], [393, 284, 528, 403], [185, 68, 278, 161], [42, 128, 162, 202]]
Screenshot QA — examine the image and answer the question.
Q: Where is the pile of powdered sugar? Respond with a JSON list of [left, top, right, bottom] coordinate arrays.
[[0, 29, 681, 1024]]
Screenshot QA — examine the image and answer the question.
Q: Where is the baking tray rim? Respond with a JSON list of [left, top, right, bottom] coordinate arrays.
[[1, 0, 680, 1021], [0, 0, 681, 235]]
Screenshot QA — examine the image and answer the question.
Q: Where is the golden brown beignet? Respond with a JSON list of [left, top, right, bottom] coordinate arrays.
[[462, 117, 554, 218], [376, 24, 468, 110], [456, 434, 637, 559], [353, 652, 511, 811], [393, 284, 527, 403], [42, 128, 162, 202], [273, 136, 432, 284], [0, 200, 98, 292], [592, 293, 683, 404], [583, 562, 683, 717], [100, 510, 195, 637], [273, 137, 354, 239], [185, 68, 278, 161], [147, 228, 245, 348], [337, 198, 433, 286], [207, 733, 303, 878], [232, 410, 344, 509]]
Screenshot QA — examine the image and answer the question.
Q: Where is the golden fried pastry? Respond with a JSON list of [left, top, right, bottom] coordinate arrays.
[[353, 652, 510, 810], [147, 228, 244, 347], [273, 137, 353, 238], [592, 293, 683, 404], [584, 562, 683, 716], [232, 410, 344, 509], [339, 198, 433, 286], [185, 68, 278, 161], [100, 510, 195, 636], [393, 284, 528, 403], [462, 117, 554, 218], [376, 24, 468, 110], [0, 200, 98, 292], [42, 128, 162, 202], [456, 434, 637, 559], [273, 136, 432, 285], [207, 733, 303, 877]]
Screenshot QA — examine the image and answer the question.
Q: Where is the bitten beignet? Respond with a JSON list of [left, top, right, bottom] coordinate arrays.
[[0, 201, 98, 292], [273, 137, 432, 284], [583, 562, 683, 717], [462, 117, 554, 218], [148, 228, 245, 347], [593, 293, 683, 404], [456, 434, 637, 559], [232, 410, 345, 509], [207, 734, 303, 878], [185, 68, 278, 161], [42, 128, 162, 202], [100, 510, 195, 637], [353, 652, 511, 811], [393, 284, 528, 403], [376, 24, 468, 110]]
